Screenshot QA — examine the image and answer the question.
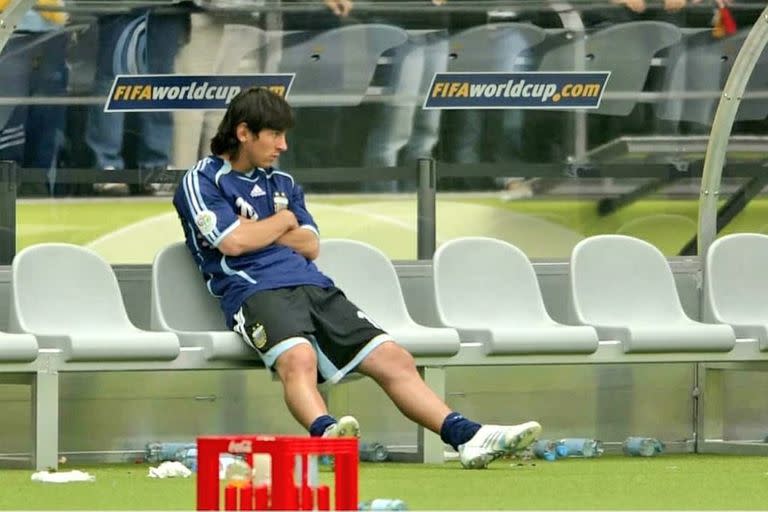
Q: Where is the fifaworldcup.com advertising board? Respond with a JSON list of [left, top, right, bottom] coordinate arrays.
[[424, 71, 611, 110], [104, 74, 295, 112]]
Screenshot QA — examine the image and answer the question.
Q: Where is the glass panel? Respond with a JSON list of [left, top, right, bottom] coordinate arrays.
[[1, 1, 766, 263]]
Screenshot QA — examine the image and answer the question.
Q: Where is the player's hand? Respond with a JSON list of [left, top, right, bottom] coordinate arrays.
[[323, 0, 353, 17], [611, 0, 646, 12], [277, 209, 299, 230], [663, 0, 686, 12]]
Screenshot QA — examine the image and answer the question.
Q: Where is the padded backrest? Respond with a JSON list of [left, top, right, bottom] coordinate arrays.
[[448, 23, 546, 72], [705, 233, 768, 324], [570, 235, 687, 325], [433, 237, 552, 327], [314, 239, 413, 327], [538, 21, 681, 116], [277, 24, 408, 106], [657, 29, 768, 124], [151, 242, 228, 331], [10, 243, 134, 333]]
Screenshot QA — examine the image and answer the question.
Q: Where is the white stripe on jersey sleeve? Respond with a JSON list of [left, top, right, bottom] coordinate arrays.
[[299, 224, 319, 237], [182, 164, 223, 244], [220, 254, 258, 284]]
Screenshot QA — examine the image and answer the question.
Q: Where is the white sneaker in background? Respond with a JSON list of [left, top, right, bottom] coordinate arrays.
[[458, 421, 541, 469], [93, 166, 129, 196], [322, 415, 361, 438], [500, 180, 534, 201]]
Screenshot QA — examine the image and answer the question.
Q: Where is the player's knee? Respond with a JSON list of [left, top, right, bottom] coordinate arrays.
[[375, 341, 416, 373], [276, 342, 317, 380]]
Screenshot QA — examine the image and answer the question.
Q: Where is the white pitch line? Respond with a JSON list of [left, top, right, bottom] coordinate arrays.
[[308, 202, 418, 232], [85, 212, 179, 249]]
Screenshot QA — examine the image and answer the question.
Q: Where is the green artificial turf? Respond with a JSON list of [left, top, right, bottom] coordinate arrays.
[[13, 195, 768, 261], [2, 455, 768, 510]]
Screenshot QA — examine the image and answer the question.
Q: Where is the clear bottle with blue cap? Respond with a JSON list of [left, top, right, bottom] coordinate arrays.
[[558, 438, 604, 458], [532, 440, 569, 461], [145, 442, 196, 463], [359, 499, 408, 510], [623, 437, 664, 457], [359, 442, 389, 462]]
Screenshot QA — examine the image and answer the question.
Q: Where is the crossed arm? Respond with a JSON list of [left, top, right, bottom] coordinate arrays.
[[217, 210, 320, 260]]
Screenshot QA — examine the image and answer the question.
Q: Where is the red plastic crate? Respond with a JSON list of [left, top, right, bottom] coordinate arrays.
[[197, 435, 358, 511]]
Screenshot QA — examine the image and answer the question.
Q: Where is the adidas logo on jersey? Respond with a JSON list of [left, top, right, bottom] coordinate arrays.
[[250, 184, 266, 197]]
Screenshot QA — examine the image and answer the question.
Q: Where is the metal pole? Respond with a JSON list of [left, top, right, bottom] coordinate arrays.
[[553, 3, 588, 164], [698, 6, 768, 257], [0, 161, 18, 265], [416, 158, 436, 260]]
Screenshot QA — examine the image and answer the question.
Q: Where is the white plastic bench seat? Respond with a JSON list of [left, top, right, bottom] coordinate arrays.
[[9, 243, 180, 362], [151, 242, 260, 362], [705, 233, 768, 351], [412, 337, 768, 367], [0, 332, 38, 362], [315, 239, 460, 357], [279, 24, 409, 106], [433, 237, 598, 355], [537, 21, 681, 116], [570, 235, 735, 353]]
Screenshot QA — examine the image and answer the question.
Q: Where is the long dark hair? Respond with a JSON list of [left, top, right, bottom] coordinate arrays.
[[210, 87, 294, 157]]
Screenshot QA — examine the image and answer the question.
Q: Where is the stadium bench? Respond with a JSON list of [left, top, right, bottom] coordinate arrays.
[[536, 21, 681, 117], [7, 234, 768, 469], [433, 236, 599, 355], [569, 234, 736, 353], [4, 243, 262, 470], [151, 242, 262, 362], [704, 233, 768, 351]]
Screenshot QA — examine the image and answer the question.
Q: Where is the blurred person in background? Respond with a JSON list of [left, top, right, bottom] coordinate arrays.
[[85, 1, 191, 195], [0, 0, 69, 196]]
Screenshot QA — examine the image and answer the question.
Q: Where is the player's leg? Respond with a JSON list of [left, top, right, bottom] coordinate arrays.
[[273, 343, 327, 428], [357, 341, 541, 468], [308, 286, 542, 468], [233, 288, 355, 437], [356, 340, 450, 433]]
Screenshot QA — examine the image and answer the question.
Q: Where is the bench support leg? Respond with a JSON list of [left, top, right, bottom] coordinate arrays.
[[418, 366, 445, 464], [32, 366, 59, 470], [696, 363, 725, 453]]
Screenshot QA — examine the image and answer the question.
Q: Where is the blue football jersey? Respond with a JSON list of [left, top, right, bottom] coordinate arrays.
[[173, 156, 334, 328]]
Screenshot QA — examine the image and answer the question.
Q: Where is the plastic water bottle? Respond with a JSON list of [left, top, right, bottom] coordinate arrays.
[[623, 437, 664, 457], [532, 440, 568, 461], [178, 447, 198, 472], [224, 458, 252, 488], [359, 442, 389, 462], [558, 438, 603, 458], [358, 499, 408, 511], [145, 442, 196, 463]]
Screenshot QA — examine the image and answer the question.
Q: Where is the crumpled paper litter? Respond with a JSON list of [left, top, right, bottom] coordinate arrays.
[[31, 470, 95, 483], [148, 460, 192, 478]]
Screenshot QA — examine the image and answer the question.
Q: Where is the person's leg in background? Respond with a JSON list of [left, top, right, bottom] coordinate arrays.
[[363, 39, 420, 168], [0, 33, 32, 169], [495, 109, 535, 200], [85, 14, 133, 194], [23, 31, 69, 196], [362, 31, 448, 192], [396, 31, 447, 190], [134, 9, 190, 194], [362, 37, 423, 192]]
